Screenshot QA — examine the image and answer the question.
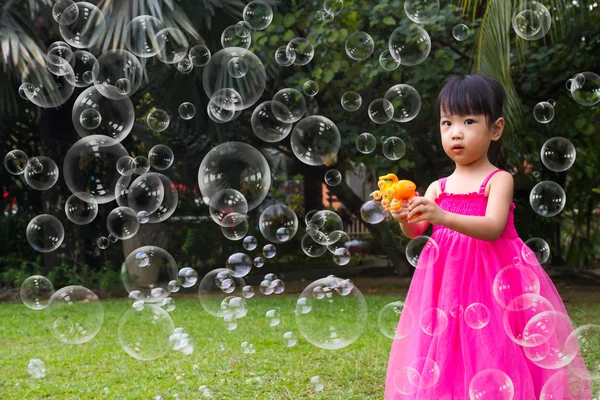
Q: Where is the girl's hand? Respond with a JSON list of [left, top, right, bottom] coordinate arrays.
[[389, 191, 418, 223], [406, 196, 448, 226]]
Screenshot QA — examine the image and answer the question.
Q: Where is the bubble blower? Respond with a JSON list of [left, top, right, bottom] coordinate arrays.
[[372, 173, 421, 220]]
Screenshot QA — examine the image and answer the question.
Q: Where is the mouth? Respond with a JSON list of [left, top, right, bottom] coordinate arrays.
[[452, 145, 464, 153]]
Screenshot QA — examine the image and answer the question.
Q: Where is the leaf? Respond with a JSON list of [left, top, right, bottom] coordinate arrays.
[[332, 60, 341, 72], [323, 69, 335, 83], [283, 14, 296, 28], [283, 29, 295, 42], [575, 118, 586, 132], [383, 16, 396, 25], [327, 30, 339, 43]]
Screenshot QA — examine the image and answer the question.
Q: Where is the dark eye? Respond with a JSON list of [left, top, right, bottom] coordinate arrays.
[[465, 119, 474, 125], [441, 121, 450, 126]]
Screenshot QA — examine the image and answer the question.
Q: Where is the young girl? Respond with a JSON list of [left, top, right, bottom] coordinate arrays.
[[385, 74, 593, 399]]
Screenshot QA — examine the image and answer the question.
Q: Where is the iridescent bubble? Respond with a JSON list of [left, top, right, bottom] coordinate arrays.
[[378, 301, 416, 340], [254, 256, 265, 268], [382, 136, 406, 160], [262, 244, 276, 259], [274, 45, 296, 66], [97, 237, 109, 249], [92, 50, 142, 100], [360, 200, 386, 224], [209, 189, 248, 227], [406, 235, 439, 269], [379, 49, 401, 71], [198, 141, 271, 211], [21, 57, 75, 108], [127, 173, 165, 215], [137, 211, 149, 224], [147, 108, 170, 132], [529, 181, 566, 217], [122, 246, 179, 303], [533, 101, 554, 123], [303, 80, 319, 97], [384, 84, 422, 123], [290, 116, 341, 166], [259, 205, 298, 243], [368, 98, 394, 124], [511, 1, 551, 41], [243, 0, 273, 30], [251, 101, 293, 143], [296, 276, 367, 350], [333, 247, 351, 265], [452, 24, 469, 41], [133, 155, 151, 175], [4, 150, 28, 175], [189, 45, 211, 67], [107, 206, 139, 240], [389, 21, 431, 66], [242, 236, 257, 251], [540, 137, 576, 172], [155, 28, 189, 64], [355, 132, 376, 154], [118, 304, 174, 360], [178, 267, 198, 288], [58, 2, 106, 49], [53, 0, 79, 25], [324, 169, 342, 186], [20, 275, 55, 311], [226, 253, 253, 278], [125, 15, 165, 58], [522, 237, 551, 265], [404, 0, 440, 24], [468, 369, 514, 399], [569, 71, 600, 107], [148, 145, 174, 171], [345, 32, 374, 61], [341, 91, 362, 112], [65, 193, 98, 225], [24, 156, 59, 191], [45, 285, 104, 344], [272, 88, 307, 123], [286, 37, 315, 66], [179, 102, 196, 120]]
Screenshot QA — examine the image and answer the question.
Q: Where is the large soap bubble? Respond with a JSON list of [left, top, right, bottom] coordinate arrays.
[[511, 1, 551, 41], [404, 0, 440, 24], [58, 2, 106, 49], [198, 269, 247, 317], [286, 37, 315, 66], [65, 193, 98, 225], [198, 142, 271, 212], [107, 206, 140, 240], [345, 32, 374, 61], [64, 135, 129, 204], [209, 189, 248, 227], [155, 28, 189, 64], [45, 285, 104, 344], [4, 149, 29, 175], [203, 47, 266, 112], [384, 84, 422, 123], [127, 173, 165, 216], [272, 88, 307, 123], [243, 0, 273, 30], [125, 15, 165, 58], [529, 181, 566, 217], [24, 156, 59, 191], [92, 50, 143, 100], [259, 204, 299, 243], [569, 71, 600, 107], [290, 116, 341, 166], [26, 214, 64, 253], [251, 101, 293, 142], [72, 87, 135, 142], [21, 57, 75, 108], [118, 304, 174, 360], [540, 137, 576, 172], [295, 276, 367, 350], [20, 275, 55, 310], [147, 173, 179, 223], [389, 21, 431, 66], [121, 246, 178, 303]]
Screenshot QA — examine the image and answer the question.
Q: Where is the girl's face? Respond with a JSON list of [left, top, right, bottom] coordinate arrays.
[[439, 111, 503, 165]]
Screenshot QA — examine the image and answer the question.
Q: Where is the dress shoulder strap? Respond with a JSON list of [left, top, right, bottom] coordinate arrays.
[[438, 177, 447, 193], [479, 169, 503, 194]]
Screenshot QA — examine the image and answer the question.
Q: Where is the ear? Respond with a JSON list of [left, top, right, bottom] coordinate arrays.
[[491, 117, 504, 141]]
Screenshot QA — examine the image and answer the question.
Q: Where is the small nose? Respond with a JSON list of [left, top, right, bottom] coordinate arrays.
[[450, 128, 463, 140]]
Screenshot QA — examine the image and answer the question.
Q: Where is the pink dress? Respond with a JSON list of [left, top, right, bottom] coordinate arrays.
[[385, 169, 593, 400]]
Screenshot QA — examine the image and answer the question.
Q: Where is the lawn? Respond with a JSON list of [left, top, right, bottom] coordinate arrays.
[[0, 276, 599, 399]]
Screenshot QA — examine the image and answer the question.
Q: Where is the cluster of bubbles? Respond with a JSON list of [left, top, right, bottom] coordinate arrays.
[[300, 210, 353, 266]]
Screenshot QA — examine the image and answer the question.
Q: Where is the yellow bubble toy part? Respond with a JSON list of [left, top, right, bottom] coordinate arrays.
[[373, 173, 421, 220]]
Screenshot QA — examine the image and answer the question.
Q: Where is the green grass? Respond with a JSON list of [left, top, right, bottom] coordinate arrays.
[[1, 290, 599, 400]]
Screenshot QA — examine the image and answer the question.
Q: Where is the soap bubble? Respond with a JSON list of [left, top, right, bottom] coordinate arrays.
[[382, 137, 406, 160], [122, 246, 178, 303], [404, 0, 439, 23], [221, 296, 248, 319], [389, 22, 431, 66], [221, 25, 251, 49], [266, 309, 281, 327], [115, 78, 132, 94], [301, 233, 328, 258], [290, 116, 341, 166], [92, 50, 142, 100], [198, 268, 246, 317], [540, 137, 576, 172], [378, 301, 416, 339], [379, 49, 401, 71], [296, 276, 367, 350], [209, 189, 248, 227], [26, 214, 64, 253], [176, 57, 193, 74], [21, 57, 75, 108], [18, 83, 35, 99], [345, 32, 374, 61], [235, 21, 252, 38], [45, 285, 104, 344], [178, 267, 198, 288], [529, 181, 566, 217], [64, 135, 129, 204], [4, 149, 29, 175], [58, 2, 106, 49], [179, 102, 196, 120], [333, 247, 351, 265], [207, 88, 242, 122], [259, 204, 299, 243], [533, 101, 555, 124], [198, 142, 271, 211], [243, 0, 273, 30], [118, 304, 174, 360], [46, 45, 74, 76], [20, 275, 55, 310], [221, 215, 249, 240], [226, 253, 253, 278], [155, 28, 189, 64], [65, 193, 98, 225], [468, 369, 514, 399], [133, 156, 151, 175], [137, 211, 149, 224], [227, 56, 248, 78], [307, 210, 344, 245], [147, 108, 170, 132], [303, 80, 319, 97], [406, 235, 439, 269], [286, 37, 315, 66], [107, 207, 139, 240], [360, 200, 386, 224], [53, 0, 78, 25], [274, 45, 296, 66], [97, 237, 109, 249], [356, 133, 376, 154], [569, 71, 600, 107], [522, 237, 551, 265], [341, 91, 362, 112], [453, 24, 469, 41], [262, 243, 276, 258], [324, 0, 344, 15], [511, 1, 551, 41], [148, 145, 174, 171], [251, 101, 293, 143], [72, 87, 135, 142], [116, 156, 135, 176], [368, 98, 394, 124], [189, 45, 211, 67], [127, 173, 165, 215], [384, 84, 422, 123], [272, 88, 307, 123], [243, 236, 258, 250], [125, 15, 165, 58], [324, 169, 342, 186]]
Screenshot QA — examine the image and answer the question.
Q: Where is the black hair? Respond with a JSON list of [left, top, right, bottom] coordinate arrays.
[[435, 74, 505, 164]]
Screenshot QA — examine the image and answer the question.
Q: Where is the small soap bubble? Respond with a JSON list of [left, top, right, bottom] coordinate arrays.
[[179, 102, 196, 120], [97, 237, 109, 249], [262, 244, 276, 259], [243, 236, 258, 250], [452, 24, 470, 41], [27, 359, 46, 379], [303, 80, 319, 97]]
